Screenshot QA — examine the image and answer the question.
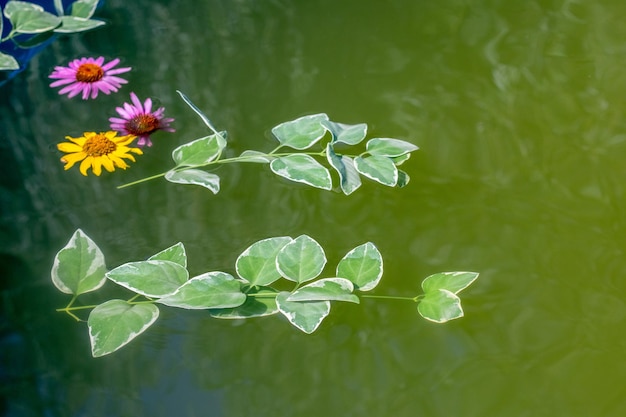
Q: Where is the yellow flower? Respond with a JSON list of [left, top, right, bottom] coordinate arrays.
[[57, 131, 143, 176]]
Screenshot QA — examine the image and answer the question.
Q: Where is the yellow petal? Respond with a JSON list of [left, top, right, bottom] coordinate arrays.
[[116, 135, 137, 146], [101, 156, 115, 172], [91, 158, 103, 176], [60, 152, 86, 169], [57, 142, 84, 153], [66, 136, 87, 146], [110, 155, 129, 169], [79, 157, 93, 176]]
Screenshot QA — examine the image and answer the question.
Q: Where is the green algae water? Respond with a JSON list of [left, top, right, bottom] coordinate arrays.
[[3, 0, 626, 415]]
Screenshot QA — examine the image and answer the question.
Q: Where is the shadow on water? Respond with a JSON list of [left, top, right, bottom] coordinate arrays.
[[4, 0, 626, 416]]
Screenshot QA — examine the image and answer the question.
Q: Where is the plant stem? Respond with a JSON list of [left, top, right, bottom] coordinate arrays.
[[360, 294, 418, 302]]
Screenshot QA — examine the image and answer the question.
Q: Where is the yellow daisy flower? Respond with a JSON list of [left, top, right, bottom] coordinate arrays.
[[57, 131, 143, 176]]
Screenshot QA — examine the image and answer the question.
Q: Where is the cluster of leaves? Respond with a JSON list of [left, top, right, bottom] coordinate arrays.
[[52, 229, 478, 357], [120, 91, 419, 194], [1, 0, 105, 71]]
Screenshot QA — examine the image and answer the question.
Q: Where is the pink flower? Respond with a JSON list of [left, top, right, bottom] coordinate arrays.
[[49, 56, 131, 100], [109, 92, 175, 147]]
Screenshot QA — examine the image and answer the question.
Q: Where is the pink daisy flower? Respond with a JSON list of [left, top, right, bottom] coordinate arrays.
[[109, 92, 175, 147], [49, 57, 131, 100]]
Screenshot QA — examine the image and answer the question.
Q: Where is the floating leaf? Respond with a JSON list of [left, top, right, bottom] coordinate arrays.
[[88, 300, 159, 357], [165, 169, 220, 194], [0, 52, 19, 71], [391, 153, 411, 166], [106, 260, 188, 298], [176, 90, 223, 137], [4, 1, 44, 17], [288, 278, 359, 304], [336, 242, 383, 291], [171, 133, 226, 167], [417, 289, 464, 323], [366, 138, 419, 157], [396, 170, 410, 188], [421, 271, 479, 295], [51, 229, 106, 295], [236, 236, 293, 286], [270, 154, 332, 190], [354, 155, 398, 186], [276, 292, 330, 334], [9, 9, 61, 34], [158, 272, 246, 309], [272, 113, 329, 150], [321, 120, 367, 145], [148, 242, 187, 269], [326, 144, 361, 195], [69, 0, 99, 18], [239, 150, 275, 163], [276, 235, 327, 283], [54, 16, 104, 33], [210, 285, 279, 319]]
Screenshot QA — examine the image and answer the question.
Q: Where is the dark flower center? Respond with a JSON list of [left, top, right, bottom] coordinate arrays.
[[75, 63, 104, 83], [125, 114, 160, 136], [83, 134, 117, 157]]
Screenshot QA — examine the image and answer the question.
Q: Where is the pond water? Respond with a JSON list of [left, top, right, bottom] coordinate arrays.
[[2, 0, 626, 415]]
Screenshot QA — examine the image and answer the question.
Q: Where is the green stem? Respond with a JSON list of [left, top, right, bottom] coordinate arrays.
[[360, 294, 419, 302], [117, 150, 327, 189]]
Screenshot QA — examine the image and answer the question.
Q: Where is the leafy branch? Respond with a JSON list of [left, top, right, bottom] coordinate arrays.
[[52, 229, 479, 357], [117, 91, 419, 195]]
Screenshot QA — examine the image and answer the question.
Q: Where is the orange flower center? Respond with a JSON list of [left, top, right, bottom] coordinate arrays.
[[125, 114, 160, 136], [75, 63, 104, 83], [83, 134, 117, 157]]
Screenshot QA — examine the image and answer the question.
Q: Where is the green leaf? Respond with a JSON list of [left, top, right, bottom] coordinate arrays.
[[148, 242, 187, 269], [9, 9, 61, 34], [171, 133, 226, 167], [69, 0, 99, 18], [421, 271, 479, 295], [210, 285, 279, 319], [276, 235, 327, 284], [276, 292, 330, 334], [272, 113, 329, 150], [354, 155, 398, 186], [54, 16, 104, 33], [236, 236, 293, 286], [396, 170, 410, 188], [336, 242, 383, 291], [88, 300, 159, 357], [51, 229, 106, 295], [106, 260, 189, 298], [321, 120, 367, 145], [288, 278, 359, 304], [157, 272, 246, 309], [391, 153, 411, 166], [165, 169, 220, 194], [417, 289, 464, 323], [270, 154, 332, 190], [4, 1, 44, 17], [0, 52, 20, 71], [366, 138, 419, 157], [176, 90, 223, 137], [239, 150, 275, 163], [326, 144, 361, 195]]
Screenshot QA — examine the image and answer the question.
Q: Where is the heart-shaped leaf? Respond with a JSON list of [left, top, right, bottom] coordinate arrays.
[[354, 155, 398, 186], [272, 113, 329, 150], [210, 285, 279, 319], [106, 260, 188, 298], [326, 144, 361, 195], [366, 138, 418, 157], [288, 278, 359, 304], [51, 229, 106, 295], [276, 292, 330, 334], [148, 242, 187, 268], [88, 300, 159, 357], [336, 242, 383, 291], [158, 272, 246, 309], [165, 169, 220, 193], [321, 120, 367, 145], [270, 154, 332, 190], [417, 289, 464, 323], [171, 133, 226, 167], [276, 235, 327, 283], [236, 236, 293, 286], [421, 271, 479, 295]]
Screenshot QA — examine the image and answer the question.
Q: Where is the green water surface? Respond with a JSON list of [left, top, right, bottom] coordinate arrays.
[[2, 0, 626, 416]]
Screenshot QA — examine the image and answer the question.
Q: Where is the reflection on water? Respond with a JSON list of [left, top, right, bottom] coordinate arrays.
[[3, 0, 626, 415]]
